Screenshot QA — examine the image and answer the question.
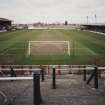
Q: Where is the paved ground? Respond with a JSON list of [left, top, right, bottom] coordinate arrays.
[[0, 74, 105, 105]]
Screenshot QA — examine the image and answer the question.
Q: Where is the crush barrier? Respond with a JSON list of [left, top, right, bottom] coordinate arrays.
[[0, 65, 105, 105]]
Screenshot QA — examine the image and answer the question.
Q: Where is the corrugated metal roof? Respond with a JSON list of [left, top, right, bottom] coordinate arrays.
[[0, 18, 11, 21], [81, 23, 105, 26]]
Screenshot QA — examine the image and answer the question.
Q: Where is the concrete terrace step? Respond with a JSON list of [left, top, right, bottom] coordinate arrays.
[[0, 75, 105, 105]]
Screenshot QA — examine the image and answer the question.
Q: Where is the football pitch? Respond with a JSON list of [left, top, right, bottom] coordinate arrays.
[[0, 29, 105, 65]]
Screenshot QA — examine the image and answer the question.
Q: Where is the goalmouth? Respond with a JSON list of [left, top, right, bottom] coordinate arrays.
[[27, 41, 70, 56]]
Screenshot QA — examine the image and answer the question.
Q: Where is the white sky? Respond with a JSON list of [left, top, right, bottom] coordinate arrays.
[[0, 0, 105, 24]]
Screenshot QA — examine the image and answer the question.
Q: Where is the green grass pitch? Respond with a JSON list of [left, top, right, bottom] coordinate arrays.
[[0, 29, 105, 65]]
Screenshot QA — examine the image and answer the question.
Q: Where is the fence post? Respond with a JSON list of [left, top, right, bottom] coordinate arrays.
[[10, 66, 16, 81], [52, 66, 56, 89], [94, 66, 98, 89], [83, 66, 86, 81], [33, 73, 42, 105], [48, 65, 50, 75], [10, 66, 16, 77], [58, 65, 61, 75], [41, 68, 45, 82]]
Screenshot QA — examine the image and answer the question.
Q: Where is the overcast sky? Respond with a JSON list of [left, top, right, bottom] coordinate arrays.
[[0, 0, 105, 24]]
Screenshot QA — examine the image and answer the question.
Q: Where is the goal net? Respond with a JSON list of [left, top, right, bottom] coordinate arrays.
[[27, 41, 70, 56]]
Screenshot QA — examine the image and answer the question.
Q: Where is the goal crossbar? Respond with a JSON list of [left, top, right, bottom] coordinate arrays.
[[29, 41, 69, 43]]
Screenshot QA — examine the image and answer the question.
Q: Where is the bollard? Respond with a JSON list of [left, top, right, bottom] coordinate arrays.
[[41, 68, 45, 82], [33, 73, 42, 105], [94, 66, 98, 89], [52, 66, 56, 89]]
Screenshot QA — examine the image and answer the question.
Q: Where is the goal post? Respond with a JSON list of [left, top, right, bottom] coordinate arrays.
[[27, 41, 70, 56]]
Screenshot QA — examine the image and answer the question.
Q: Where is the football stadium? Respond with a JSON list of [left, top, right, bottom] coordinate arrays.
[[0, 0, 105, 105]]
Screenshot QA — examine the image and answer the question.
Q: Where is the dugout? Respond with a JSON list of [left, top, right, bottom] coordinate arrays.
[[0, 18, 12, 31]]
